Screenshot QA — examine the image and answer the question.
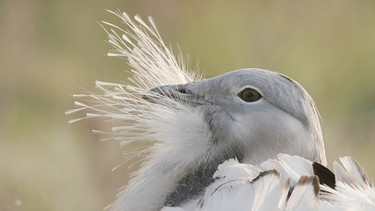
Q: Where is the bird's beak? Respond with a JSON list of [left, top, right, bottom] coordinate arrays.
[[143, 84, 210, 107]]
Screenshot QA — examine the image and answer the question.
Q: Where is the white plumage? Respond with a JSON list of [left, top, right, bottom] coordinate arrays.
[[67, 11, 375, 211], [165, 154, 375, 211]]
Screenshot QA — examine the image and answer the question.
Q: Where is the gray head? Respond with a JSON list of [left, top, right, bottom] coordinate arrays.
[[146, 68, 326, 165]]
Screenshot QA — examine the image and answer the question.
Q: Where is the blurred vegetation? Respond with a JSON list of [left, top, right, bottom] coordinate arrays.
[[1, 0, 374, 210]]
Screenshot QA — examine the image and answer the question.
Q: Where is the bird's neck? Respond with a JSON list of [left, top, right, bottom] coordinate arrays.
[[165, 151, 244, 207]]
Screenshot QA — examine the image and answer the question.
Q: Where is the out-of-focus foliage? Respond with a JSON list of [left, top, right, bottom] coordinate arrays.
[[1, 0, 374, 210]]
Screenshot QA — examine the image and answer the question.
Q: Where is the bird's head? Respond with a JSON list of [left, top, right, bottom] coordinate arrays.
[[144, 68, 326, 166]]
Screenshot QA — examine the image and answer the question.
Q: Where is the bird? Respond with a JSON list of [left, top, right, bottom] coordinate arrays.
[[67, 11, 375, 211]]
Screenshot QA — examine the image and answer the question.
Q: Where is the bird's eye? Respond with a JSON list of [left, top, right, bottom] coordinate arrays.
[[238, 88, 262, 102]]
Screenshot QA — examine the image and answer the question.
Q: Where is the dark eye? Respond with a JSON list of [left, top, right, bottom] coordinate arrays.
[[238, 88, 262, 102]]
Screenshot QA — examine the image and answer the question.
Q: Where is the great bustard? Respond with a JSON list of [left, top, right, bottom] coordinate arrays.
[[67, 11, 375, 211]]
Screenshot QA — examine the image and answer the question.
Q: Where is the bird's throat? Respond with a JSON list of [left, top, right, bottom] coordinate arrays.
[[164, 149, 244, 207]]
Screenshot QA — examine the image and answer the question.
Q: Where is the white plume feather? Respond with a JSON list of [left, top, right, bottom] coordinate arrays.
[[66, 10, 200, 162]]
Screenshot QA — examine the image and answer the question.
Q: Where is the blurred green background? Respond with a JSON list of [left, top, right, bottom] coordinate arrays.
[[1, 0, 375, 210]]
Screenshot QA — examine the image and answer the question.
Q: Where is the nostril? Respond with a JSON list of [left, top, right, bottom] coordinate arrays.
[[176, 85, 189, 94], [177, 88, 187, 94]]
